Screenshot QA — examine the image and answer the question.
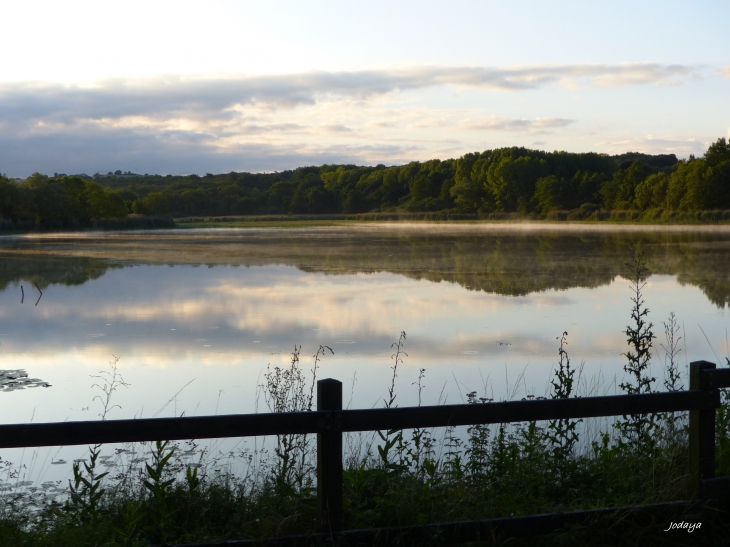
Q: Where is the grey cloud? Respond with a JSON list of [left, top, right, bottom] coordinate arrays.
[[321, 124, 352, 133], [237, 123, 306, 135], [0, 125, 417, 176], [462, 116, 575, 133]]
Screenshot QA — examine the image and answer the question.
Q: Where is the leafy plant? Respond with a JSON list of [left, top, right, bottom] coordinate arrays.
[[109, 502, 145, 547], [616, 252, 658, 456], [546, 332, 581, 471], [67, 446, 109, 525], [377, 332, 407, 473], [142, 440, 177, 543], [464, 391, 492, 481], [67, 356, 129, 525]]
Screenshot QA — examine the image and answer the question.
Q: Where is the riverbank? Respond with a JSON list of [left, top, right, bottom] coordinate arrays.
[[174, 209, 730, 229], [3, 209, 730, 235]]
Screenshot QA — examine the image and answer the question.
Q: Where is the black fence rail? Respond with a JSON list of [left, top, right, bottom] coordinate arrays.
[[1, 360, 728, 544]]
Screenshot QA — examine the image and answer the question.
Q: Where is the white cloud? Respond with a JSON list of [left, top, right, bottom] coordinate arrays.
[[593, 137, 708, 157]]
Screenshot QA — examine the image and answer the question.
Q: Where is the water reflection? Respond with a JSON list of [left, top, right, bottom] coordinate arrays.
[[0, 225, 728, 429], [2, 225, 730, 305]]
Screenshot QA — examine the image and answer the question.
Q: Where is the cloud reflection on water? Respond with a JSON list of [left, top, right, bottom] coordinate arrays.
[[0, 226, 729, 427]]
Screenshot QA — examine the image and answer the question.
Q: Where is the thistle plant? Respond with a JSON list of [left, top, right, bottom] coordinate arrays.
[[616, 252, 658, 456], [546, 332, 581, 471]]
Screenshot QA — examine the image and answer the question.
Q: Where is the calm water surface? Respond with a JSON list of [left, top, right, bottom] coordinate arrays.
[[1, 223, 730, 478]]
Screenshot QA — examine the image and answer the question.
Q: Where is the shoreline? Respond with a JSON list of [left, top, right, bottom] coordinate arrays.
[[5, 213, 730, 236]]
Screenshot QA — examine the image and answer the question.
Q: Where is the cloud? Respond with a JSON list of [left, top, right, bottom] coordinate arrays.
[[321, 124, 352, 133], [460, 116, 575, 133], [0, 63, 711, 175], [718, 66, 730, 78], [593, 136, 708, 157], [0, 125, 420, 175], [0, 63, 695, 126]]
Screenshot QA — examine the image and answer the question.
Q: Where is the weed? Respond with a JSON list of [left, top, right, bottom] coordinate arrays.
[[546, 332, 581, 474], [377, 331, 407, 473], [464, 390, 492, 481], [142, 440, 177, 543], [66, 447, 109, 525], [67, 356, 129, 526], [659, 312, 686, 450], [261, 344, 331, 493], [616, 252, 658, 456]]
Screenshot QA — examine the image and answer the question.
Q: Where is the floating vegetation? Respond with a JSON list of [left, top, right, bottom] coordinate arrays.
[[0, 369, 51, 392]]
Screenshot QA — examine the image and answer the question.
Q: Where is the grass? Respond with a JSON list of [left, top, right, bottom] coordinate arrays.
[[1, 260, 729, 546]]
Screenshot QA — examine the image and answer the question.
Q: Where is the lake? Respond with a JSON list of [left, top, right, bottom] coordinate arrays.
[[1, 223, 730, 484]]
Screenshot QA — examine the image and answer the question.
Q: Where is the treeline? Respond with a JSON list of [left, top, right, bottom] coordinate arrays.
[[0, 173, 128, 228], [2, 138, 730, 225]]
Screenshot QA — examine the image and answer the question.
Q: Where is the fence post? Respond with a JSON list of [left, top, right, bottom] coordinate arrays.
[[689, 360, 716, 498], [317, 378, 342, 533]]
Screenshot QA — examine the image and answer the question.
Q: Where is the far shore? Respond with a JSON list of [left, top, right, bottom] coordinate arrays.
[[6, 212, 730, 236]]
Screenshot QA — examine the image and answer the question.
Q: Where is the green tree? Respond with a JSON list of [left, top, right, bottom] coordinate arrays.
[[266, 181, 296, 212], [704, 137, 730, 167], [84, 181, 127, 220], [450, 152, 491, 212], [486, 153, 549, 212], [634, 172, 669, 210], [600, 161, 653, 209], [666, 159, 711, 210], [0, 176, 19, 221], [133, 192, 168, 216], [533, 175, 574, 213]]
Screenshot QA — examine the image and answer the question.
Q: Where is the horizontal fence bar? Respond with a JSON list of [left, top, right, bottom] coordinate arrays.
[[0, 412, 322, 449], [0, 389, 719, 449], [700, 367, 730, 389], [340, 390, 720, 433], [167, 500, 703, 547]]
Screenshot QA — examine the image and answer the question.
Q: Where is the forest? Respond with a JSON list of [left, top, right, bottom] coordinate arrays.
[[1, 138, 729, 227]]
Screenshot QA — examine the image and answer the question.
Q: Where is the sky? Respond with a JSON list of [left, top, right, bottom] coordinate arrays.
[[1, 0, 729, 177]]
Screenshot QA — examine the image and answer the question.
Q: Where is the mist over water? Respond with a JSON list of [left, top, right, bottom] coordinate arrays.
[[1, 223, 729, 484]]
